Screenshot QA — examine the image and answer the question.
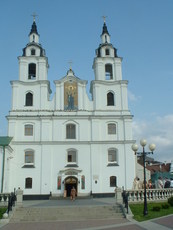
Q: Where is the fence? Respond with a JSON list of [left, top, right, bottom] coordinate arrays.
[[115, 188, 173, 215], [126, 188, 173, 203], [0, 192, 16, 214]]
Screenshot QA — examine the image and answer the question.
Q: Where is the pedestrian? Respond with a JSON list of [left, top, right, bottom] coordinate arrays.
[[70, 186, 76, 201], [132, 177, 138, 190], [157, 177, 164, 189]]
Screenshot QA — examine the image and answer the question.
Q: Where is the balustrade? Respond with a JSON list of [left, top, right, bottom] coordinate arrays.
[[126, 188, 173, 202], [0, 193, 10, 206]]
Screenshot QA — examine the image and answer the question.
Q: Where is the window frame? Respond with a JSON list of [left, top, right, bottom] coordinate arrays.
[[24, 124, 33, 136], [105, 49, 110, 56], [24, 150, 34, 164], [105, 64, 113, 80], [66, 124, 76, 139], [31, 49, 36, 56], [108, 123, 116, 135], [108, 149, 117, 163], [25, 92, 33, 106], [67, 149, 77, 163], [110, 176, 117, 187], [107, 92, 114, 106], [25, 177, 32, 189], [28, 63, 36, 79]]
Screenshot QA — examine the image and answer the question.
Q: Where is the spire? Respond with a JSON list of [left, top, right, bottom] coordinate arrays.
[[30, 21, 38, 35], [30, 13, 39, 35], [101, 16, 109, 35], [102, 22, 109, 35]]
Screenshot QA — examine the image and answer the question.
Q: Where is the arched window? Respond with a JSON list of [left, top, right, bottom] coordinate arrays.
[[28, 63, 36, 79], [105, 49, 110, 55], [67, 149, 77, 163], [108, 149, 117, 163], [108, 123, 116, 134], [105, 64, 113, 80], [25, 92, 33, 106], [66, 124, 76, 139], [25, 177, 32, 189], [24, 124, 33, 136], [25, 150, 34, 164], [105, 35, 107, 43], [31, 49, 35, 55], [110, 176, 117, 187], [107, 92, 114, 106]]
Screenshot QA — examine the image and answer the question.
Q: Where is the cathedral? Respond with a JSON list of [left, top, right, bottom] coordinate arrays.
[[2, 18, 135, 197]]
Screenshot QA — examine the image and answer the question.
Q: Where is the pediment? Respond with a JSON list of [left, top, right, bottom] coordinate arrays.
[[59, 168, 82, 175]]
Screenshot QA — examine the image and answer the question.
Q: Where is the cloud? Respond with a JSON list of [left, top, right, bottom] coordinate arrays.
[[128, 90, 138, 101], [128, 89, 142, 102], [132, 114, 173, 163]]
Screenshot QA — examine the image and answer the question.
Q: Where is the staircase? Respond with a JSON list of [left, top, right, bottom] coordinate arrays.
[[10, 205, 125, 223]]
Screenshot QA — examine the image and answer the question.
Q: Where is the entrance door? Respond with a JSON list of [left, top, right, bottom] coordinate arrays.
[[65, 177, 77, 197]]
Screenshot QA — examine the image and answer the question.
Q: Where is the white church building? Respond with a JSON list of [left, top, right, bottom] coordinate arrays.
[[2, 19, 136, 198]]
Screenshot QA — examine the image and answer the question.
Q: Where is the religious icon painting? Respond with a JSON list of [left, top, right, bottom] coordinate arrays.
[[64, 81, 78, 110], [81, 175, 85, 189], [57, 176, 61, 190]]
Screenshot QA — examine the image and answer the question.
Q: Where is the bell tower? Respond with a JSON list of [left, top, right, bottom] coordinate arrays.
[[92, 18, 122, 81], [18, 16, 49, 82], [10, 17, 51, 111], [90, 18, 129, 112]]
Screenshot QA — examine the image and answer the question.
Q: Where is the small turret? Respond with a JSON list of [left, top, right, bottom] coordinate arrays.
[[29, 14, 40, 43], [101, 21, 110, 44]]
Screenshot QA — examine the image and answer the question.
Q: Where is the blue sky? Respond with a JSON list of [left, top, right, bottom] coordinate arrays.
[[0, 0, 173, 162]]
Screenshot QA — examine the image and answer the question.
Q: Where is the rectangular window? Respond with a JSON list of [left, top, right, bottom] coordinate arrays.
[[68, 154, 72, 162], [25, 125, 33, 136], [25, 177, 32, 189], [108, 124, 116, 134], [110, 176, 117, 187], [66, 124, 76, 139], [105, 49, 110, 55], [68, 150, 76, 162], [25, 151, 34, 164], [108, 150, 116, 162]]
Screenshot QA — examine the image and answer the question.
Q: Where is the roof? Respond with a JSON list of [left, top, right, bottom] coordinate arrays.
[[102, 22, 109, 35], [0, 136, 13, 146], [29, 21, 39, 35], [146, 163, 171, 174]]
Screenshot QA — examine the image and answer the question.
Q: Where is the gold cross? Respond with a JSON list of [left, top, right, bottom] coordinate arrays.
[[31, 12, 38, 22], [68, 60, 73, 70], [102, 16, 107, 23]]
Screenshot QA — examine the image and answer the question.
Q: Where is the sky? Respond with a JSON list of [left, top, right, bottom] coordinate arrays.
[[0, 0, 173, 163]]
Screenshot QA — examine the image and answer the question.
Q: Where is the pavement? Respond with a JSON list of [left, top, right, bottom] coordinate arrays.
[[0, 197, 172, 230]]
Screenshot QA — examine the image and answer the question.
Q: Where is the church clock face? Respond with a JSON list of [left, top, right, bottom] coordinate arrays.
[[64, 81, 78, 110]]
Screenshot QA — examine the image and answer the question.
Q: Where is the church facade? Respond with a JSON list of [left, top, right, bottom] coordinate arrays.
[[4, 19, 135, 197]]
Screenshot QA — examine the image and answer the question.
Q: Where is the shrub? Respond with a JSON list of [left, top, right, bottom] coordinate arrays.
[[0, 208, 7, 219], [168, 196, 173, 206], [161, 203, 170, 209], [152, 206, 161, 212]]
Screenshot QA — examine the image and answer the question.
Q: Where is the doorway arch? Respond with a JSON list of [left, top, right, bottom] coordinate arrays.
[[65, 176, 78, 197]]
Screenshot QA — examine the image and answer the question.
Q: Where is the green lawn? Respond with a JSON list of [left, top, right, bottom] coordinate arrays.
[[129, 202, 173, 222], [0, 207, 7, 219]]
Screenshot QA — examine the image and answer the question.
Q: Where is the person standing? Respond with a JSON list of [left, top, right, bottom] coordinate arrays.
[[70, 187, 76, 201]]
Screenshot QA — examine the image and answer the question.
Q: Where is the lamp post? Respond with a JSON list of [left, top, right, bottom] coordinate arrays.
[[132, 139, 156, 216]]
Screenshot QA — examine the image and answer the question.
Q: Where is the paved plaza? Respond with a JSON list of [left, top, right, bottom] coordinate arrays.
[[0, 198, 172, 230]]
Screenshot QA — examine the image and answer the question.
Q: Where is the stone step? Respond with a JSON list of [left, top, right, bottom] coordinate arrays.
[[10, 205, 124, 222]]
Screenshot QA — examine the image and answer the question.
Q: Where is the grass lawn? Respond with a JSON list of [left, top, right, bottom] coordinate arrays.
[[0, 207, 7, 219], [129, 202, 173, 222]]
